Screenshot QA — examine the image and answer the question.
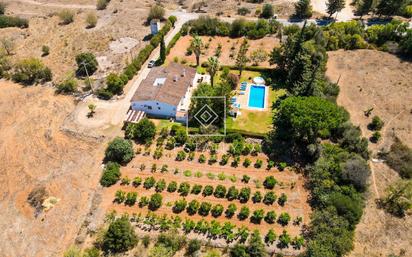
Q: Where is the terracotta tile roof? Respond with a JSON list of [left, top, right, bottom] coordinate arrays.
[[131, 62, 196, 106]]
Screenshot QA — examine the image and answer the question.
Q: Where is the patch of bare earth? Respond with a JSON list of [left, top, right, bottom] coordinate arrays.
[[167, 35, 280, 67], [0, 81, 106, 257], [326, 49, 412, 257]]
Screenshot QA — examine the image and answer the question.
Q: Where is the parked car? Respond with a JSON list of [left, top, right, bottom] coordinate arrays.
[[148, 60, 156, 68]]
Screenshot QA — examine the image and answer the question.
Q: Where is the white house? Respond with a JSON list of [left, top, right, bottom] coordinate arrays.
[[130, 62, 209, 122]]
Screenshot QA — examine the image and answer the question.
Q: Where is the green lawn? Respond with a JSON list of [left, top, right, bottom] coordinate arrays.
[[226, 85, 286, 136]]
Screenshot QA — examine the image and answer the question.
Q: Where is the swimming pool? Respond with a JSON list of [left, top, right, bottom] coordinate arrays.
[[248, 85, 266, 109]]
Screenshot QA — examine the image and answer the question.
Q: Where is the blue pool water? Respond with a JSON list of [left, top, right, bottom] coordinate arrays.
[[248, 85, 265, 108]]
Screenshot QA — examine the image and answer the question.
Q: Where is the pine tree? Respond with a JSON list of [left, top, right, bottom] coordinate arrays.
[[376, 0, 406, 17], [326, 0, 346, 18], [294, 0, 313, 19], [356, 0, 375, 19], [235, 39, 249, 77]]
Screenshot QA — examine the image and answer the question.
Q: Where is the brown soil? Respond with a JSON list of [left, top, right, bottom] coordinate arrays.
[[0, 81, 106, 257], [167, 35, 280, 68], [326, 49, 412, 257], [100, 148, 311, 239]]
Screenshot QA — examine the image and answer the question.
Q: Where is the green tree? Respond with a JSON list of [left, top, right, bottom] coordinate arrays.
[[187, 200, 200, 215], [190, 35, 203, 67], [278, 230, 291, 249], [274, 96, 348, 144], [207, 56, 219, 87], [261, 4, 274, 18], [160, 35, 166, 64], [235, 39, 249, 77], [230, 244, 249, 257], [355, 0, 375, 19], [326, 0, 346, 18], [56, 75, 78, 94], [294, 0, 313, 18], [106, 73, 125, 95], [376, 0, 406, 17], [104, 137, 134, 164], [102, 216, 137, 253], [264, 211, 276, 224], [75, 52, 98, 77], [126, 118, 156, 143], [265, 229, 276, 245], [225, 203, 237, 218], [263, 176, 277, 189], [186, 239, 201, 256], [238, 206, 250, 220], [251, 209, 265, 224]]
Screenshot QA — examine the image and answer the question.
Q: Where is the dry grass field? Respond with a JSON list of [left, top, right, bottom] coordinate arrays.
[[0, 81, 107, 257], [327, 49, 412, 257]]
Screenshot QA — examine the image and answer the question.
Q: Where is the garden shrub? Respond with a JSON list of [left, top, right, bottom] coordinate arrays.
[[379, 138, 412, 179], [100, 162, 121, 186], [102, 216, 137, 253], [0, 15, 28, 28]]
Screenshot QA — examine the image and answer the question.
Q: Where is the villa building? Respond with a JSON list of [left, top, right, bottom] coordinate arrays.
[[130, 62, 209, 122]]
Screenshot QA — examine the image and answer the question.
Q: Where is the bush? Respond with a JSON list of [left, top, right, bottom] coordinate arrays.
[[0, 15, 29, 28], [263, 176, 277, 189], [380, 138, 412, 179], [86, 12, 97, 28], [278, 193, 288, 206], [96, 0, 110, 10], [105, 137, 134, 164], [225, 203, 237, 218], [100, 162, 121, 187], [125, 192, 137, 206], [0, 2, 5, 15], [186, 239, 201, 256], [102, 217, 137, 253], [149, 193, 163, 210], [261, 4, 274, 18], [176, 150, 187, 161], [238, 187, 251, 203], [243, 158, 251, 167], [167, 181, 178, 192], [211, 204, 224, 217], [214, 185, 227, 198], [56, 76, 77, 94], [264, 211, 276, 224], [263, 191, 276, 205], [380, 179, 412, 217], [96, 88, 113, 100], [368, 116, 384, 131], [226, 186, 239, 201], [58, 9, 75, 25], [168, 15, 177, 26], [75, 52, 98, 77], [277, 212, 291, 226], [198, 154, 206, 163], [41, 45, 50, 56], [178, 182, 191, 196], [202, 185, 214, 197], [238, 206, 250, 220], [251, 209, 265, 224], [238, 7, 251, 16], [252, 191, 262, 203], [191, 184, 202, 195], [155, 179, 166, 192], [173, 199, 187, 213], [187, 200, 200, 215], [148, 4, 165, 22], [370, 131, 381, 143], [105, 73, 125, 95], [12, 58, 52, 85], [144, 176, 156, 189]]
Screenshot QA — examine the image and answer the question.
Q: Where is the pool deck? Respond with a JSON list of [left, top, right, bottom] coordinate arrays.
[[235, 83, 269, 112]]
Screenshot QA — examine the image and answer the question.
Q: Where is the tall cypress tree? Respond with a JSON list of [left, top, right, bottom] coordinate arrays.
[[159, 35, 166, 64]]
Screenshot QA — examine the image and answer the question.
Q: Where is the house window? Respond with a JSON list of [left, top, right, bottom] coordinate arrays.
[[147, 106, 152, 110], [158, 107, 161, 110]]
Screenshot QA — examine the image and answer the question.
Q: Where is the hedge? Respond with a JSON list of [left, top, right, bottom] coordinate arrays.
[[121, 20, 172, 83], [166, 31, 181, 55]]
